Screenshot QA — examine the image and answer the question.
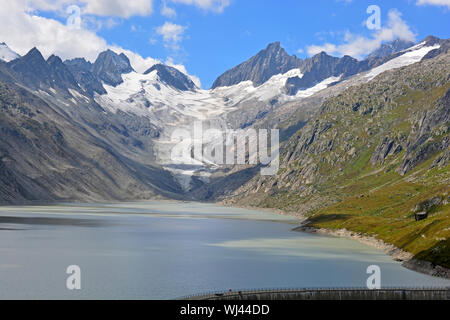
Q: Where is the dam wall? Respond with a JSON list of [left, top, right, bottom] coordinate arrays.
[[183, 288, 450, 300]]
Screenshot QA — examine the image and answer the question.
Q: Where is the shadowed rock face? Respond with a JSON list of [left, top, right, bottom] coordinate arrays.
[[398, 88, 450, 175], [7, 48, 81, 92], [46, 55, 79, 90], [91, 49, 134, 86], [0, 79, 183, 204], [7, 48, 53, 89], [212, 42, 303, 89], [144, 64, 196, 91], [64, 58, 107, 96], [286, 53, 364, 95]]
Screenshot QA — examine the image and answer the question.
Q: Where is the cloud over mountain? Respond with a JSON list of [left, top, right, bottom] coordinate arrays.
[[307, 9, 416, 59]]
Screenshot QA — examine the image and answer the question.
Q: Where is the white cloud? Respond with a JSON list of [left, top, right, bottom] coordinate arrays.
[[156, 22, 187, 51], [307, 9, 416, 59], [161, 1, 177, 18], [169, 0, 230, 13], [25, 0, 154, 18], [1, 1, 107, 61], [0, 1, 157, 71], [416, 0, 450, 9], [83, 0, 154, 18], [24, 0, 73, 12]]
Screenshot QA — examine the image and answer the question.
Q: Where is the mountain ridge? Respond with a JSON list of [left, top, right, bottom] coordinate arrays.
[[212, 38, 447, 96], [212, 41, 303, 89]]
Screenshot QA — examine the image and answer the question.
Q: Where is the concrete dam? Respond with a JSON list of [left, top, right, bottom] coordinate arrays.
[[183, 288, 450, 300]]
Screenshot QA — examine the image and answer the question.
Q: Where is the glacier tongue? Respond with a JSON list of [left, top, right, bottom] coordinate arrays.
[[95, 71, 238, 191], [94, 68, 305, 191]]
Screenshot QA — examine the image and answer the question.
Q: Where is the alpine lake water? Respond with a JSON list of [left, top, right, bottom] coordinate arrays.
[[0, 201, 448, 299]]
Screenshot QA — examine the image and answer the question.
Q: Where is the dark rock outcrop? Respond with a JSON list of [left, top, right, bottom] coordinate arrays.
[[144, 64, 196, 91], [7, 47, 53, 89], [91, 49, 134, 86], [371, 136, 404, 165], [64, 58, 107, 96], [398, 88, 450, 175], [7, 48, 81, 93], [46, 55, 79, 90], [286, 53, 363, 95]]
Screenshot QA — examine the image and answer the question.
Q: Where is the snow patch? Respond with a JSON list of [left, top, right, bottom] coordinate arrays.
[[296, 75, 342, 98], [0, 43, 20, 62], [365, 44, 440, 81]]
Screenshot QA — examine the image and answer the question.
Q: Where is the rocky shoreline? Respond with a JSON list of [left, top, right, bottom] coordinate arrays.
[[223, 202, 450, 280], [293, 225, 450, 280]]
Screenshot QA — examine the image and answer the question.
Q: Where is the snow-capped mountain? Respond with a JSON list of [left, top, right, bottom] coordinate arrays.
[[0, 36, 447, 201], [212, 37, 446, 97], [212, 42, 303, 88], [88, 37, 445, 190], [0, 42, 20, 62]]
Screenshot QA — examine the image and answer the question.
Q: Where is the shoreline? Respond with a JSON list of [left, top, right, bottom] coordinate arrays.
[[223, 202, 450, 280], [294, 225, 450, 280]]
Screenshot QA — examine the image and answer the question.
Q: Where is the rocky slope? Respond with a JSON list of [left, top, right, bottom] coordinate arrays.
[[0, 48, 184, 204], [224, 50, 450, 269]]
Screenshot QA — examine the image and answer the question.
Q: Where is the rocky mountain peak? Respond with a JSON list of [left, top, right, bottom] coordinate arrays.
[[367, 39, 415, 60], [7, 47, 52, 88], [46, 55, 79, 90], [65, 57, 92, 71], [23, 47, 46, 63], [144, 64, 196, 91], [47, 54, 63, 65], [423, 35, 442, 46], [285, 51, 361, 95], [92, 49, 134, 86], [212, 41, 303, 89], [64, 57, 106, 96]]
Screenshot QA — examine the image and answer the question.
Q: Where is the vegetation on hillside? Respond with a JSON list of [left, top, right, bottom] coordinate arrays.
[[227, 53, 450, 268]]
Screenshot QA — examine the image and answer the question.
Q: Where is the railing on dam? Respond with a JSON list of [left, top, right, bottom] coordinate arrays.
[[180, 287, 450, 300]]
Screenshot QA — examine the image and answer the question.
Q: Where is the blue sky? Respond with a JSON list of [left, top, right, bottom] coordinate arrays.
[[1, 0, 449, 88]]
